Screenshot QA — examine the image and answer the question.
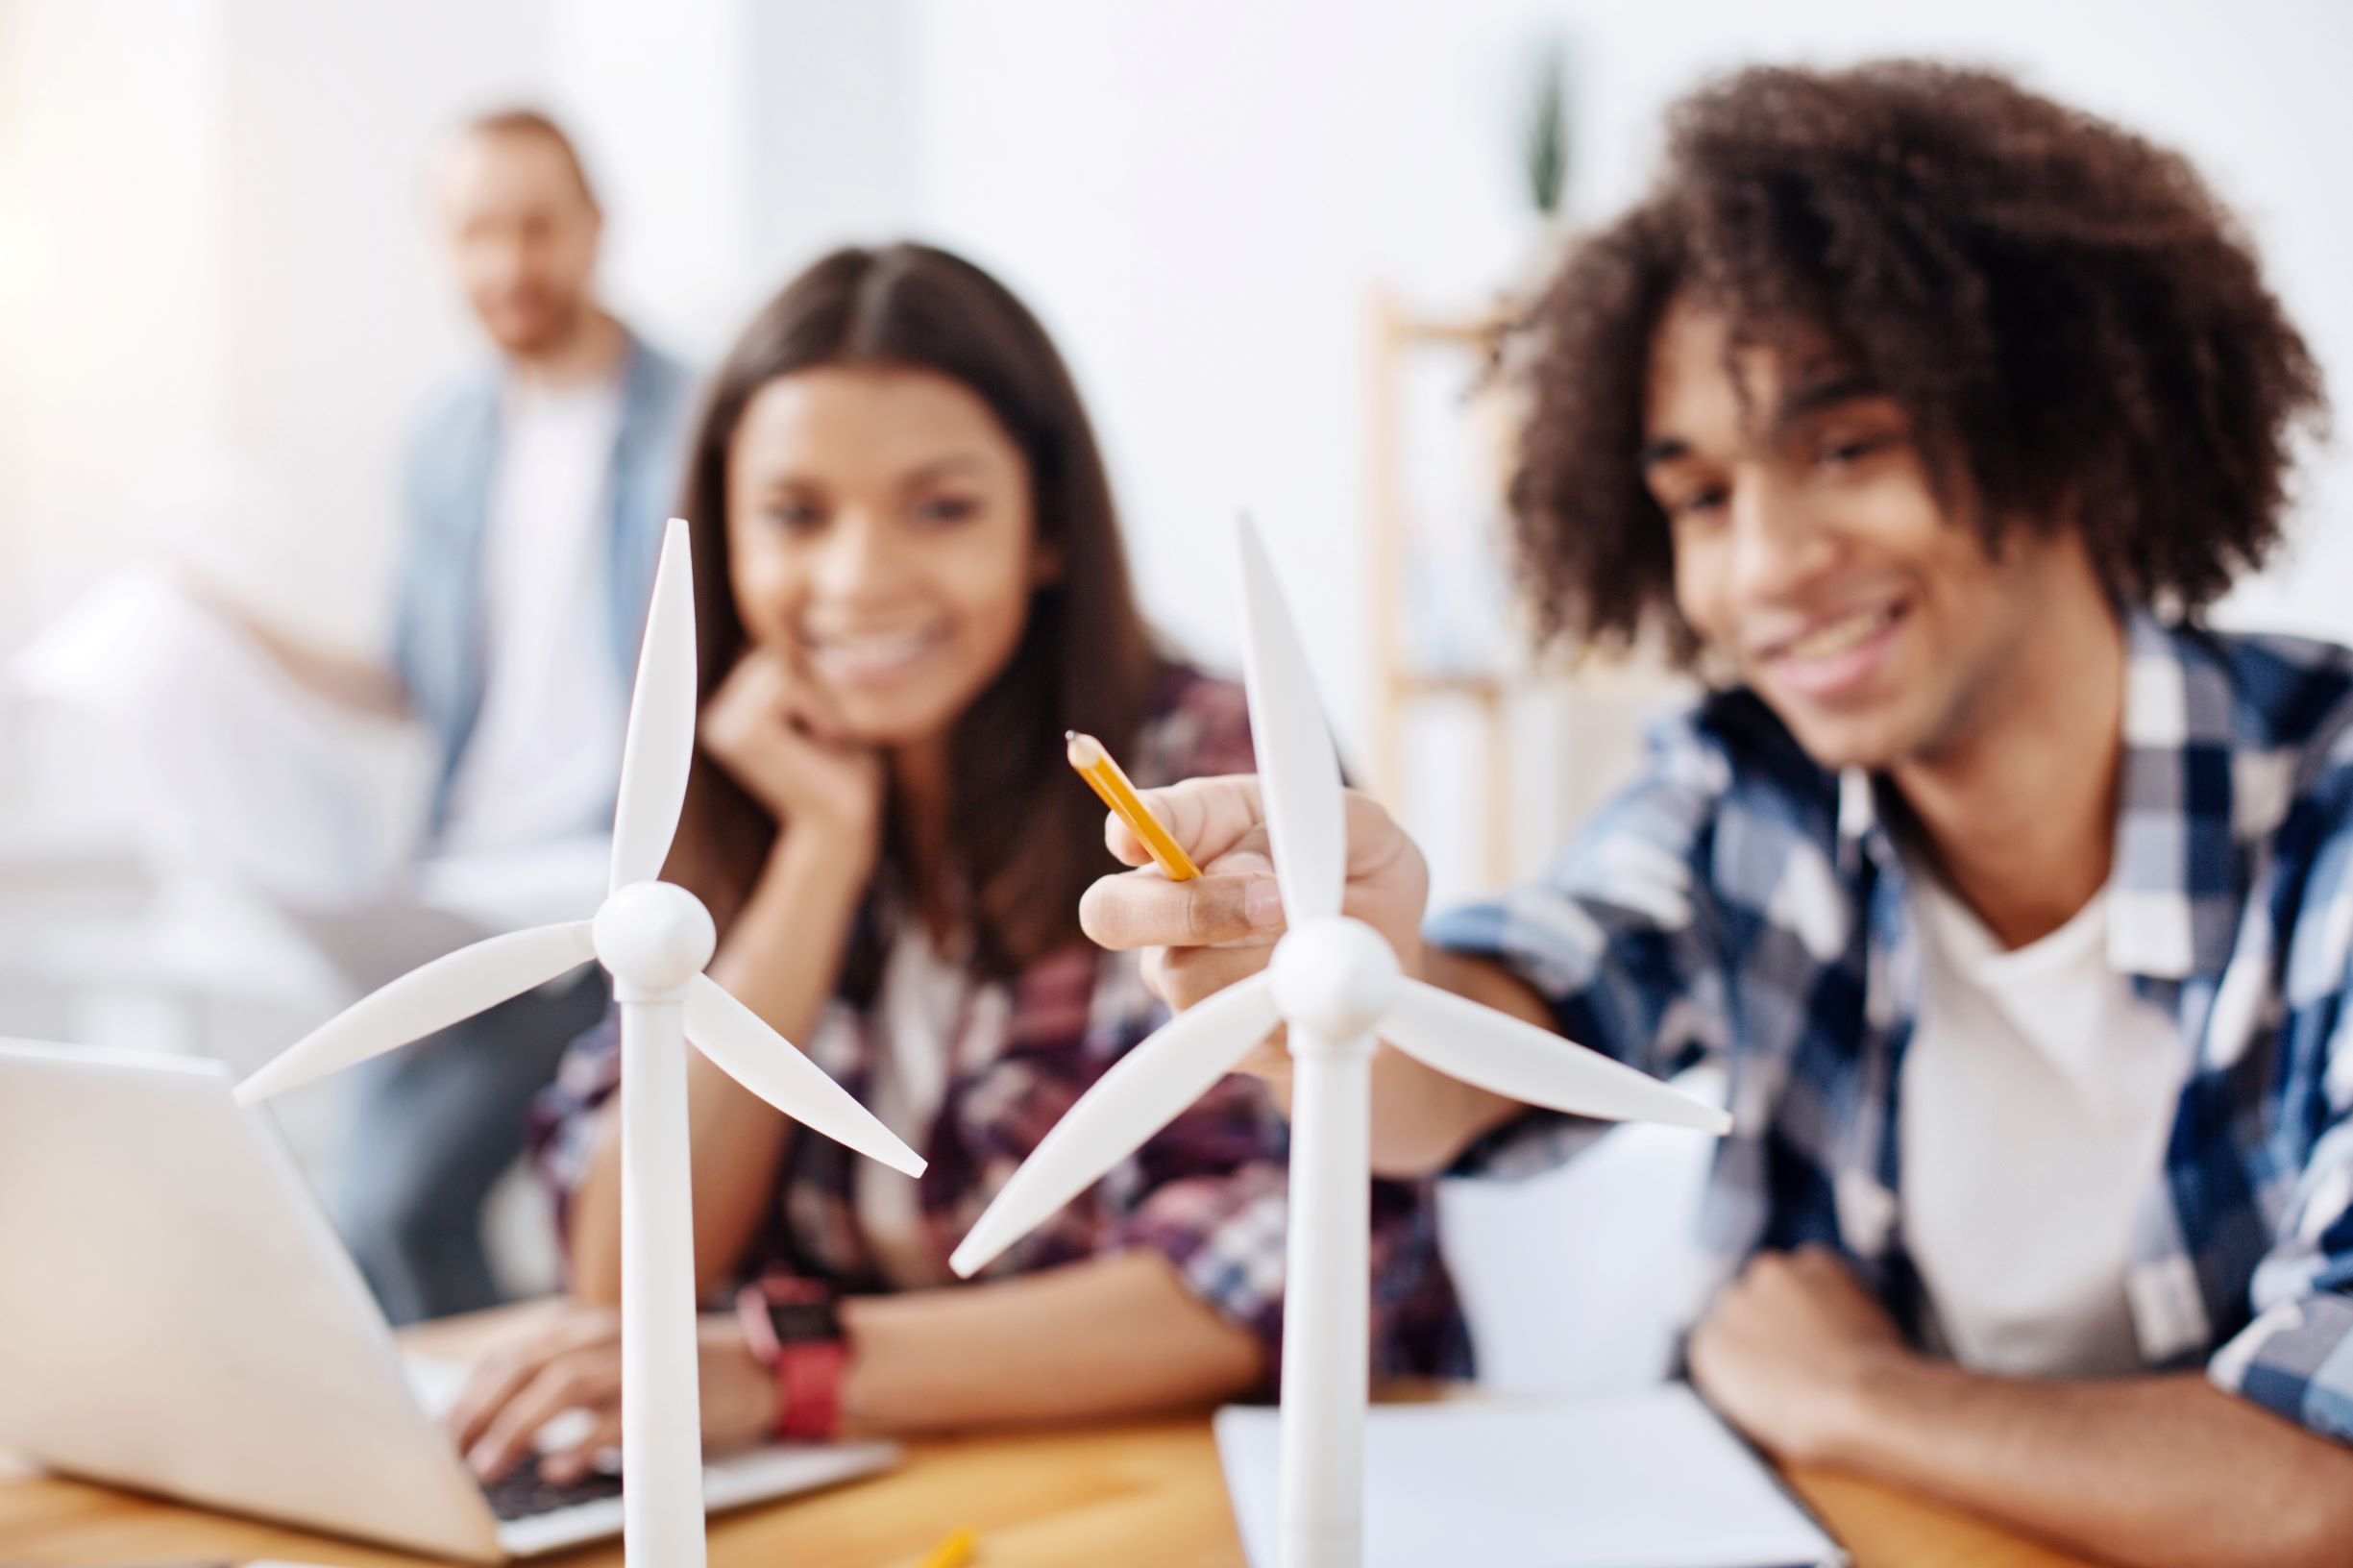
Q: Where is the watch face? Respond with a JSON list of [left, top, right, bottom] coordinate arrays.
[[771, 1298, 841, 1343]]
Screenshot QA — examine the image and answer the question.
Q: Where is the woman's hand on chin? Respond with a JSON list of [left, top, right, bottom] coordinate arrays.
[[701, 647, 886, 858]]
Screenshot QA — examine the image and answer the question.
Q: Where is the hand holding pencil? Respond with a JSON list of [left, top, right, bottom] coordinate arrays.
[[1070, 769, 1436, 1091], [1066, 730, 1202, 880]]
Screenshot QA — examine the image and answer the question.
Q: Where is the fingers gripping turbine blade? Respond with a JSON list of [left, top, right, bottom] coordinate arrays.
[[236, 922, 599, 1104], [1234, 516, 1346, 925], [951, 971, 1282, 1278], [1382, 979, 1732, 1136], [609, 519, 699, 893], [683, 975, 926, 1178]]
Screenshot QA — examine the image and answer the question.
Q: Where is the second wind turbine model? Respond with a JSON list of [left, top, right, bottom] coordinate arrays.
[[950, 515, 1732, 1568]]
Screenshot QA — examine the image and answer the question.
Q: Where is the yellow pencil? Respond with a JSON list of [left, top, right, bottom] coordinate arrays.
[[1066, 730, 1201, 881], [915, 1527, 978, 1568]]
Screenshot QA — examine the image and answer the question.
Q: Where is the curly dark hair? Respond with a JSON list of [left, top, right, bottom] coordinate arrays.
[[1507, 61, 2329, 660]]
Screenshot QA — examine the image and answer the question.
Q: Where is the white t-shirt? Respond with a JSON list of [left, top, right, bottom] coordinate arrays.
[[854, 926, 1005, 1288], [437, 378, 628, 855], [1899, 868, 2187, 1378]]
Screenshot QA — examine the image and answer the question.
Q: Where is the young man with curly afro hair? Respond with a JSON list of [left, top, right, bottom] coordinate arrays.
[[1078, 61, 2353, 1566]]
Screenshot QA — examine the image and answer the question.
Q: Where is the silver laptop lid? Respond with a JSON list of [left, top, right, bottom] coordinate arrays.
[[0, 1041, 502, 1562]]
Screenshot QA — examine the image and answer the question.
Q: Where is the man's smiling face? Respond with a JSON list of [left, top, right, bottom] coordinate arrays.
[[1641, 295, 2087, 772]]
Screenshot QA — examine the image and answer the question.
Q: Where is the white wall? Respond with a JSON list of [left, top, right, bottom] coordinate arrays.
[[0, 0, 229, 643]]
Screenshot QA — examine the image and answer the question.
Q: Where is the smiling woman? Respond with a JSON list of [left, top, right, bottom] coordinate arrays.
[[669, 245, 1162, 968], [440, 243, 1466, 1487]]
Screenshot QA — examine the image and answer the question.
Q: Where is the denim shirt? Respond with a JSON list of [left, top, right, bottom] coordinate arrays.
[[388, 328, 697, 836]]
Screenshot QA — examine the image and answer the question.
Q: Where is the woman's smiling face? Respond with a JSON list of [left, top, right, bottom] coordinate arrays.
[[724, 364, 1052, 747]]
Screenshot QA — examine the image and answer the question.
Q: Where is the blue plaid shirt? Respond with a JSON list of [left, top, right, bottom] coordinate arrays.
[[1430, 610, 2353, 1446]]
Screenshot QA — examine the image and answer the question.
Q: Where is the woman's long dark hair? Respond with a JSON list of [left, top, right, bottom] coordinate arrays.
[[665, 243, 1164, 978]]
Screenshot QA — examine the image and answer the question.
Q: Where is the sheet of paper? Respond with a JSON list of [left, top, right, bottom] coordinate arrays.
[[1215, 1384, 1844, 1568], [9, 572, 627, 999], [8, 569, 433, 906]]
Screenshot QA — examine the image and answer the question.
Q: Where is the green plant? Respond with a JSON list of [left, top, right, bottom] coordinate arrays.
[[1523, 40, 1572, 220]]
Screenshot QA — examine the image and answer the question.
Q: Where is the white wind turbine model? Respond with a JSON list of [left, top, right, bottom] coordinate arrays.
[[950, 516, 1733, 1568], [237, 519, 925, 1567]]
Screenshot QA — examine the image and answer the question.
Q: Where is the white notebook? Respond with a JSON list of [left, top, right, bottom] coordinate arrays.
[[1214, 1384, 1846, 1568]]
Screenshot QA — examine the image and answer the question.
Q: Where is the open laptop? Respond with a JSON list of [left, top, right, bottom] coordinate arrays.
[[0, 1040, 898, 1561]]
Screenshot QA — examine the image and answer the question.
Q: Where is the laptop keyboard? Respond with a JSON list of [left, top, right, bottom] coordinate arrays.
[[482, 1457, 626, 1521]]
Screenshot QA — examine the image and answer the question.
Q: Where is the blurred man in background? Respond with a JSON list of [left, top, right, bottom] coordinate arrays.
[[233, 109, 696, 1322]]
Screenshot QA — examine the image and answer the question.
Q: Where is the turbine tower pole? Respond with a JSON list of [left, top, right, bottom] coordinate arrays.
[[619, 983, 706, 1568], [1279, 1019, 1373, 1568]]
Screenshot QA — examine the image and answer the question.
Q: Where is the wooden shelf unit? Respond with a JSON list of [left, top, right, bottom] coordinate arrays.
[[1364, 289, 1686, 890]]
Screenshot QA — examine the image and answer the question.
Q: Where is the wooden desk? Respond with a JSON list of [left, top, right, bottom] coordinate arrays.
[[1, 1311, 2102, 1568]]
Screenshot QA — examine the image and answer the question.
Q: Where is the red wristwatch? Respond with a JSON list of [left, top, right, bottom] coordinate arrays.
[[736, 1277, 847, 1442]]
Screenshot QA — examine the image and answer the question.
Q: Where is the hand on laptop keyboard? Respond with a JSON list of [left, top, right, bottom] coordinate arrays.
[[480, 1455, 626, 1521]]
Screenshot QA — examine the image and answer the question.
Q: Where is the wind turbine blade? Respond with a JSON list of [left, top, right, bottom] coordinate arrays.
[[684, 974, 926, 1178], [235, 922, 598, 1104], [1382, 978, 1732, 1136], [950, 971, 1280, 1278], [608, 518, 699, 893], [1234, 515, 1346, 925]]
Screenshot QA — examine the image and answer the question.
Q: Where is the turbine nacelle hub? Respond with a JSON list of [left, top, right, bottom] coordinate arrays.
[[1269, 916, 1400, 1046], [595, 880, 717, 996]]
